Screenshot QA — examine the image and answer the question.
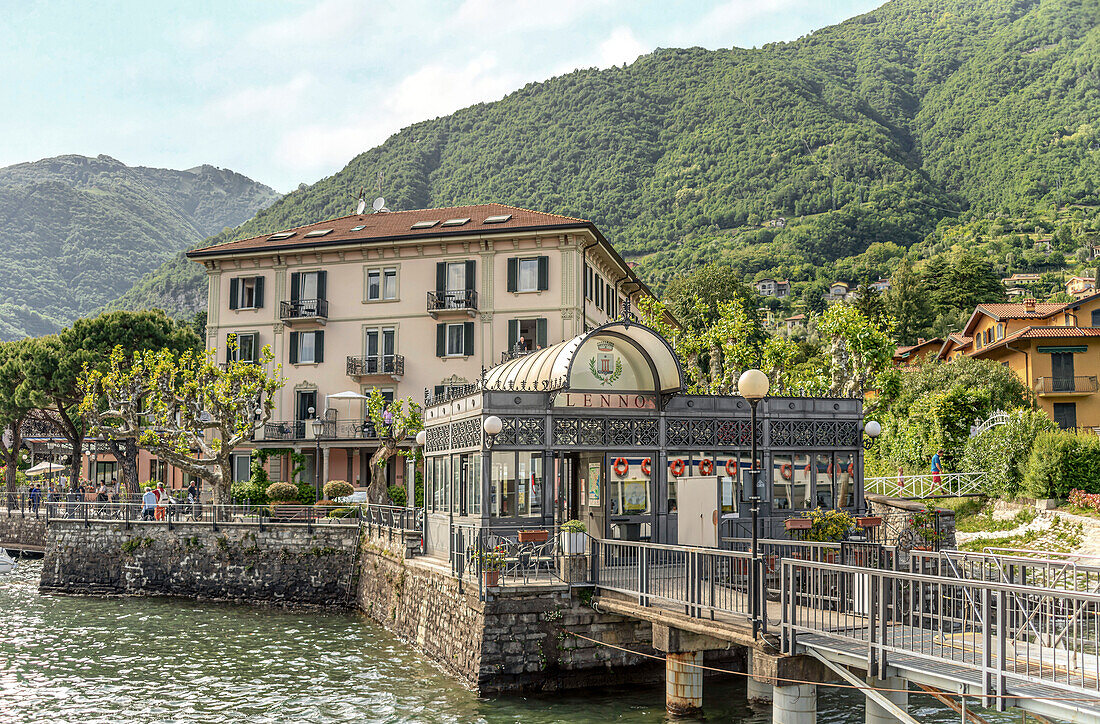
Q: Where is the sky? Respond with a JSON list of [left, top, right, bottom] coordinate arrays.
[[1, 0, 883, 192]]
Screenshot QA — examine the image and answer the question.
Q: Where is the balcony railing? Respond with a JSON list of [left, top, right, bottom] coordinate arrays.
[[501, 347, 533, 364], [280, 298, 329, 321], [346, 354, 405, 377], [427, 289, 478, 314], [1034, 376, 1099, 394], [263, 421, 305, 440]]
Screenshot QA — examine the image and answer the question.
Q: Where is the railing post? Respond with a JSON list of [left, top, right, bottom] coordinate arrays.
[[638, 545, 648, 607], [981, 586, 992, 707], [124, 500, 130, 530], [868, 572, 880, 678], [83, 501, 88, 529], [167, 502, 173, 531], [307, 504, 313, 535]]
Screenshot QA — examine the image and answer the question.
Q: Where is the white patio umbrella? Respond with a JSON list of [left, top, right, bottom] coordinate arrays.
[[325, 390, 369, 420], [25, 462, 65, 477]]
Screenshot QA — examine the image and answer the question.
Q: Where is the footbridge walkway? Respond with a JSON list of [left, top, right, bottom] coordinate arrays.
[[575, 539, 1100, 723]]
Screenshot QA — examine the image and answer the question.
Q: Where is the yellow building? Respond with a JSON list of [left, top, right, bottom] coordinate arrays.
[[954, 294, 1100, 430]]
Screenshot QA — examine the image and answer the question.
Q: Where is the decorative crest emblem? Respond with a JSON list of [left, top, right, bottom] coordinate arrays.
[[589, 341, 622, 386]]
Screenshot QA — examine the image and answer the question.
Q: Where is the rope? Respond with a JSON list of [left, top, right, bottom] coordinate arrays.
[[561, 630, 1100, 704]]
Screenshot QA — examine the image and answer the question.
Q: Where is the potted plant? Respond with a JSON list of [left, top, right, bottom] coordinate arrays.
[[798, 508, 855, 561], [560, 519, 587, 555], [481, 544, 505, 587], [517, 528, 549, 543], [266, 482, 299, 519], [908, 503, 944, 551], [784, 518, 812, 531]]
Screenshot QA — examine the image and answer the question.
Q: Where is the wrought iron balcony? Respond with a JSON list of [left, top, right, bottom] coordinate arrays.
[[346, 354, 405, 378], [280, 298, 329, 322], [1034, 376, 1099, 395], [501, 347, 533, 364], [427, 289, 478, 316], [263, 421, 306, 440]]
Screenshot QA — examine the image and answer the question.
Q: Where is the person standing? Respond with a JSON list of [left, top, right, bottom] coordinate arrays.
[[931, 449, 943, 492], [141, 486, 157, 521], [154, 482, 168, 521], [28, 483, 41, 514]]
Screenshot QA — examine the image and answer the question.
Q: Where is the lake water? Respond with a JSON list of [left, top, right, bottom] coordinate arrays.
[[0, 560, 1014, 722]]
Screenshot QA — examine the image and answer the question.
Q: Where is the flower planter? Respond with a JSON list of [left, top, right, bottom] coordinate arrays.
[[561, 531, 587, 556], [785, 518, 812, 531], [483, 569, 500, 587], [518, 529, 549, 543], [856, 516, 882, 528]]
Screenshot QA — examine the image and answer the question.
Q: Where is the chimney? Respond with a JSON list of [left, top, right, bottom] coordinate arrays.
[[1025, 298, 1036, 313]]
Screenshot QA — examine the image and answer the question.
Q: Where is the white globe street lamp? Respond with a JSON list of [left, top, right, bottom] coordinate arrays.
[[736, 368, 769, 640]]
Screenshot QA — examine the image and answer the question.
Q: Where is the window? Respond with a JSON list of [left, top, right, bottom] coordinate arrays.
[[489, 451, 539, 518], [1092, 309, 1100, 327], [226, 332, 258, 364], [148, 459, 169, 484], [290, 270, 326, 302], [508, 318, 547, 353], [507, 256, 549, 293], [1054, 402, 1078, 429], [229, 276, 264, 310], [232, 454, 252, 482], [296, 390, 317, 421], [365, 327, 397, 372], [437, 322, 474, 357], [289, 331, 325, 364], [772, 454, 812, 511], [366, 267, 398, 301], [996, 323, 1004, 340], [94, 461, 118, 486]]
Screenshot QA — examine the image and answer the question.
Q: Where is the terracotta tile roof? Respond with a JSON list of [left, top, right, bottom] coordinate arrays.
[[186, 203, 592, 258], [976, 302, 1066, 319], [785, 314, 806, 321]]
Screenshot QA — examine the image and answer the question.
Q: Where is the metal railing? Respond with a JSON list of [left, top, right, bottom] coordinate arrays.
[[780, 559, 1100, 706], [424, 383, 480, 407], [500, 348, 533, 364], [362, 504, 424, 554], [346, 354, 404, 377], [865, 471, 988, 499], [451, 523, 581, 600], [263, 421, 306, 440], [591, 538, 759, 623], [42, 500, 362, 533], [426, 289, 477, 312], [280, 298, 329, 320], [1034, 376, 1099, 394]]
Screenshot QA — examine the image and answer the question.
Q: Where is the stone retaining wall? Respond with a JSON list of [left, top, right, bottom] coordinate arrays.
[[40, 520, 360, 607], [356, 531, 737, 694], [0, 513, 47, 550], [866, 494, 957, 550]]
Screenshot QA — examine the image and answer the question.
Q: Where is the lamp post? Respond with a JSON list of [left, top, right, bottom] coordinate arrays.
[[483, 415, 503, 447], [738, 368, 770, 640], [311, 417, 324, 501]]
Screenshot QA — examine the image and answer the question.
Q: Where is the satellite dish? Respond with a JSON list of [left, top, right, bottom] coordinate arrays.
[[372, 197, 385, 212], [356, 198, 366, 215]]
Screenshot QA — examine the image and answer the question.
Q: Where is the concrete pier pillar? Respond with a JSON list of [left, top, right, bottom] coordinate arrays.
[[746, 652, 773, 704], [773, 683, 817, 724], [665, 651, 703, 716], [865, 676, 907, 724]]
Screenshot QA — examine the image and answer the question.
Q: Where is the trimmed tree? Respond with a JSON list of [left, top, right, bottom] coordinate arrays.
[[80, 343, 282, 504], [364, 388, 422, 505], [0, 340, 43, 505]]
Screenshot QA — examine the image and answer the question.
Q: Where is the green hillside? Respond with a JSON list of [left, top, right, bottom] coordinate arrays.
[[117, 0, 1099, 316], [0, 154, 278, 339]]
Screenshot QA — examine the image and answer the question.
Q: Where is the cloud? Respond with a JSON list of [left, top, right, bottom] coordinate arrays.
[[453, 0, 615, 32], [671, 0, 802, 47], [275, 53, 520, 174], [203, 73, 316, 123], [245, 0, 372, 47], [596, 27, 647, 68]]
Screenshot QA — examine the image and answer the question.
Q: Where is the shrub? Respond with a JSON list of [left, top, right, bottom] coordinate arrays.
[[798, 507, 855, 542], [387, 484, 407, 506], [231, 478, 269, 505], [561, 519, 586, 533], [265, 481, 298, 502], [323, 480, 354, 500], [1023, 430, 1100, 499], [960, 409, 1056, 498], [294, 481, 317, 505], [1069, 489, 1100, 512]]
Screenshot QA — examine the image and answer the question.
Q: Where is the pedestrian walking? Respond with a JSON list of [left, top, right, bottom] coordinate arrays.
[[141, 486, 157, 521], [931, 449, 943, 492], [28, 483, 41, 514]]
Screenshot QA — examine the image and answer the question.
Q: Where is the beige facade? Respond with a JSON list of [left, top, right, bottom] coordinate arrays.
[[188, 204, 656, 488]]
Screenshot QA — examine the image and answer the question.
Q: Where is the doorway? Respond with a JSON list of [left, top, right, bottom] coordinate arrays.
[[605, 452, 654, 541]]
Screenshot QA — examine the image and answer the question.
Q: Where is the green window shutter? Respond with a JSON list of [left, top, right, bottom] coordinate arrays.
[[228, 278, 239, 310], [436, 262, 446, 293], [508, 319, 519, 352], [463, 322, 474, 356], [289, 332, 299, 364], [436, 324, 446, 357], [536, 318, 547, 348], [254, 276, 264, 308], [537, 256, 549, 291], [226, 334, 234, 363], [315, 331, 325, 363], [507, 257, 517, 293], [317, 271, 327, 301], [290, 273, 300, 302], [465, 260, 475, 291]]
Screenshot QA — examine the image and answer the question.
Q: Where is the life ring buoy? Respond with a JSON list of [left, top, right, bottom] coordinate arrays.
[[613, 457, 629, 476], [640, 458, 652, 476], [670, 459, 686, 477], [781, 463, 793, 480], [725, 458, 737, 477], [699, 458, 714, 476]]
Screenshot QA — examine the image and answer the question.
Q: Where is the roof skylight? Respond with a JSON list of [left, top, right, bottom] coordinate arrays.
[[411, 220, 440, 229], [442, 217, 470, 226], [483, 214, 512, 224], [349, 225, 367, 232], [268, 232, 295, 240], [304, 229, 333, 238]]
